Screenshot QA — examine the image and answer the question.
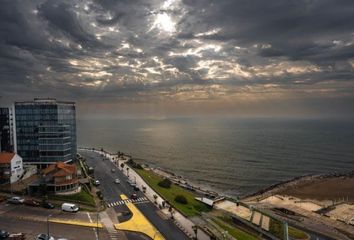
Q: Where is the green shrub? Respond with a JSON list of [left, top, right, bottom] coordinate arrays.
[[158, 178, 172, 188], [175, 194, 188, 204], [134, 163, 143, 169]]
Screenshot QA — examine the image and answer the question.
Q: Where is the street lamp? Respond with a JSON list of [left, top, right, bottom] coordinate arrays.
[[47, 214, 52, 237], [96, 211, 99, 240], [96, 200, 102, 240], [192, 225, 198, 240]]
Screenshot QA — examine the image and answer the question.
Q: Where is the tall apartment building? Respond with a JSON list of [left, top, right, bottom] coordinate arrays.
[[0, 107, 14, 152], [14, 98, 76, 166]]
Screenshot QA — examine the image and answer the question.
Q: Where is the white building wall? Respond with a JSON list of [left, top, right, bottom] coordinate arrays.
[[10, 154, 23, 183], [12, 104, 17, 153]]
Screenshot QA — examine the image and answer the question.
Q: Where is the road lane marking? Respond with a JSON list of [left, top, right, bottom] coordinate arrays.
[[107, 197, 149, 208], [114, 194, 165, 240], [49, 218, 103, 228], [87, 212, 99, 240]]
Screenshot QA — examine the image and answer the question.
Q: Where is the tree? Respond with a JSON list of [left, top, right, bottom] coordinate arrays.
[[158, 178, 172, 188], [120, 163, 125, 169], [175, 194, 188, 204]]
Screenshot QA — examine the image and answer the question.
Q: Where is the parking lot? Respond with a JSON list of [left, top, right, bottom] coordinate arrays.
[[0, 201, 112, 240]]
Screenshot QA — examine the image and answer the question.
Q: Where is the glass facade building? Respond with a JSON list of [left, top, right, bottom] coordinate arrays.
[[0, 107, 14, 152], [14, 99, 76, 165]]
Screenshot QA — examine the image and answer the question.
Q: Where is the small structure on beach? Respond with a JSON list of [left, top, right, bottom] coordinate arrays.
[[195, 196, 225, 207]]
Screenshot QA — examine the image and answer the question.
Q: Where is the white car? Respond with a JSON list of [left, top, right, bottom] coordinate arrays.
[[8, 196, 25, 204], [114, 179, 120, 184], [61, 203, 79, 212], [94, 180, 100, 186], [36, 233, 55, 240]]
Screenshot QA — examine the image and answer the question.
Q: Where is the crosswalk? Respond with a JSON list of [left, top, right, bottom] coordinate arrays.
[[107, 197, 148, 208], [108, 233, 120, 240]]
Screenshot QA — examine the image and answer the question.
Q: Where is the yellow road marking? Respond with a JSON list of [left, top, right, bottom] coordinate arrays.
[[49, 219, 103, 228], [114, 194, 165, 240]]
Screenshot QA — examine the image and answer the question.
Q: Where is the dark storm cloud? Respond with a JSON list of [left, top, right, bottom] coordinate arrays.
[[0, 0, 354, 116], [181, 0, 354, 63], [38, 2, 99, 48]]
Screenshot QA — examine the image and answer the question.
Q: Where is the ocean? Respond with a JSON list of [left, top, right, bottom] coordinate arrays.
[[77, 117, 354, 198]]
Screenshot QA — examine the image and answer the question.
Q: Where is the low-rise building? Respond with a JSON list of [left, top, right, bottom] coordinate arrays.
[[41, 162, 79, 194], [0, 152, 24, 184]]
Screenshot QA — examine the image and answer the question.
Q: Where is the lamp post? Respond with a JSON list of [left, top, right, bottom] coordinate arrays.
[[47, 214, 52, 237], [96, 210, 99, 240], [192, 225, 198, 240], [96, 200, 102, 240]]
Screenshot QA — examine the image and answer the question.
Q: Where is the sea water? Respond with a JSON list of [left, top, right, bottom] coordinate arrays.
[[77, 117, 354, 197]]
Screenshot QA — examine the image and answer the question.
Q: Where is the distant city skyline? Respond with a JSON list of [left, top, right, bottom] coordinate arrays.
[[1, 0, 354, 118]]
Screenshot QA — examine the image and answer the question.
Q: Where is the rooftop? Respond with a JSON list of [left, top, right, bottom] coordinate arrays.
[[15, 98, 75, 105], [0, 152, 15, 164], [43, 161, 77, 177]]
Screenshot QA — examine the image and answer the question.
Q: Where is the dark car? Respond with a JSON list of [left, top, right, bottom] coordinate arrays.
[[130, 193, 138, 200], [42, 202, 55, 209], [0, 230, 9, 239], [133, 186, 139, 191], [24, 199, 40, 207]]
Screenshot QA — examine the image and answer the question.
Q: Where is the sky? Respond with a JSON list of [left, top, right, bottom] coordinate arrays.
[[0, 0, 354, 118]]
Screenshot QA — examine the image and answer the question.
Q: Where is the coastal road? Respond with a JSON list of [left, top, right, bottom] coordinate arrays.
[[79, 150, 189, 240]]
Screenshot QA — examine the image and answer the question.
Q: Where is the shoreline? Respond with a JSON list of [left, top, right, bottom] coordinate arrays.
[[78, 147, 354, 202], [244, 170, 354, 202]]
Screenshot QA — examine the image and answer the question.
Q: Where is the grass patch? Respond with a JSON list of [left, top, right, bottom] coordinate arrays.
[[213, 217, 259, 240], [135, 168, 210, 217], [288, 227, 309, 240], [269, 218, 286, 239], [50, 189, 96, 207]]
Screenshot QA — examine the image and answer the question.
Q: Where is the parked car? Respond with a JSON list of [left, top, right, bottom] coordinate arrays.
[[0, 230, 9, 239], [130, 194, 138, 200], [93, 179, 100, 186], [36, 233, 55, 240], [127, 180, 136, 186], [114, 178, 120, 184], [24, 199, 40, 207], [61, 203, 79, 212], [42, 202, 55, 209], [111, 168, 116, 172], [7, 196, 24, 204]]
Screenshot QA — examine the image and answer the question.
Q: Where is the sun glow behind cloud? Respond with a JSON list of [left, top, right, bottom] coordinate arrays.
[[152, 13, 176, 33]]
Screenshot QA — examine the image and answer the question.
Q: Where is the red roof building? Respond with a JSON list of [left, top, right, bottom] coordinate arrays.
[[41, 162, 79, 194]]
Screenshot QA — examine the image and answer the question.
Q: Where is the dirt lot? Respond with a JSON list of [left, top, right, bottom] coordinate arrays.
[[278, 177, 354, 203]]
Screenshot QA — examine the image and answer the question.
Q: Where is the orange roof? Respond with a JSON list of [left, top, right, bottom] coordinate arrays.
[[43, 161, 77, 177], [0, 152, 15, 164]]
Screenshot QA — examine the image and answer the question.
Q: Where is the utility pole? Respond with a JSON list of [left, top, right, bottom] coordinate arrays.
[[47, 214, 52, 237]]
